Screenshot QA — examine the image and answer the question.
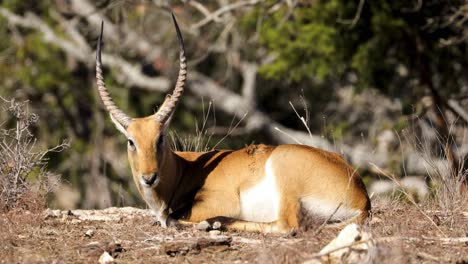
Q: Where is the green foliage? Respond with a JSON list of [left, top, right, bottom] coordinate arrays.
[[1, 0, 466, 209], [257, 2, 342, 82], [16, 34, 72, 92], [253, 0, 468, 100]]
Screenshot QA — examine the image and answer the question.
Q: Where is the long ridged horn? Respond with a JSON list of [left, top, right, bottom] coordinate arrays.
[[155, 13, 187, 124], [96, 21, 132, 128]]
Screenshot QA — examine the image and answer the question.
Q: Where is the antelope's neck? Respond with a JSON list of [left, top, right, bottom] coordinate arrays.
[[167, 150, 230, 216]]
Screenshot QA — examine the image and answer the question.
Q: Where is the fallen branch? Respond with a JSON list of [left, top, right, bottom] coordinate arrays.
[[305, 235, 468, 261]]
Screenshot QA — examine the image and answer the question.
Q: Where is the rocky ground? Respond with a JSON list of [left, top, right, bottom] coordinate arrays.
[[0, 200, 467, 263]]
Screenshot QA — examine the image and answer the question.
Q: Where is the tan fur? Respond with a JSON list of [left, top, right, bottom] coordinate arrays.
[[98, 14, 370, 233], [120, 118, 371, 233]]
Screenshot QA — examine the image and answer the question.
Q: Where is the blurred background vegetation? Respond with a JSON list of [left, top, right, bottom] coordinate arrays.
[[0, 0, 466, 209]]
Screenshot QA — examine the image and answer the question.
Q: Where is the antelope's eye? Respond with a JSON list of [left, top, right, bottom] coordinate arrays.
[[128, 139, 136, 151]]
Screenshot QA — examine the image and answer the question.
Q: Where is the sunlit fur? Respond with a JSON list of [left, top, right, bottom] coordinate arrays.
[[99, 14, 370, 233], [113, 115, 371, 232]]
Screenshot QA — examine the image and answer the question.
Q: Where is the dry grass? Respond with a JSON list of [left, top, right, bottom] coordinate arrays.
[[170, 100, 245, 152], [0, 97, 68, 212], [289, 97, 468, 210], [401, 119, 468, 214], [1, 98, 466, 263], [0, 204, 466, 263]]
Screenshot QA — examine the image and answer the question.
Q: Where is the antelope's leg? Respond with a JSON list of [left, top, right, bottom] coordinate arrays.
[[277, 196, 300, 231], [212, 217, 283, 233], [192, 197, 301, 233], [174, 217, 286, 233], [186, 189, 241, 222]]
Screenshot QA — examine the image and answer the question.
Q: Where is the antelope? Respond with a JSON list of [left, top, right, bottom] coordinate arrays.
[[95, 15, 371, 233]]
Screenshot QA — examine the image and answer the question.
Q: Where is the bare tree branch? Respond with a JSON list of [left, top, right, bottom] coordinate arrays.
[[190, 0, 264, 30], [69, 0, 163, 61], [0, 4, 456, 178], [337, 0, 365, 28], [0, 8, 89, 62], [447, 99, 468, 125], [0, 7, 171, 91], [188, 0, 221, 22], [240, 62, 258, 107]]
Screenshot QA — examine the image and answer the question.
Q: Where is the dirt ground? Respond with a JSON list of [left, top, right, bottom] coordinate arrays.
[[1, 199, 467, 263]]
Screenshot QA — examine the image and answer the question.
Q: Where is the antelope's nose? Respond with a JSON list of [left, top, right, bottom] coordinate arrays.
[[141, 173, 158, 186]]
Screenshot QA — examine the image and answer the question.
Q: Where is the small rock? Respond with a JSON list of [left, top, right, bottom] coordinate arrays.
[[163, 242, 193, 256], [43, 209, 60, 220], [98, 251, 114, 264], [370, 217, 383, 225], [196, 220, 211, 231], [85, 229, 95, 238], [45, 229, 58, 236], [61, 214, 68, 222], [212, 221, 222, 230], [71, 219, 82, 225], [209, 230, 221, 236]]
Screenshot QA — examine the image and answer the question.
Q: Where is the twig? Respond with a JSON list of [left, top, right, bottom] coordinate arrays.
[[402, 0, 423, 13], [191, 0, 264, 30], [337, 0, 365, 28], [447, 99, 468, 125], [274, 126, 303, 145], [421, 235, 468, 244], [212, 112, 248, 149], [313, 202, 343, 236], [188, 1, 221, 22], [289, 101, 314, 143]]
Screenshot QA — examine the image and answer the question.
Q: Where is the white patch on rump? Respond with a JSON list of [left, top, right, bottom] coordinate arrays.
[[239, 157, 280, 222], [300, 196, 361, 221]]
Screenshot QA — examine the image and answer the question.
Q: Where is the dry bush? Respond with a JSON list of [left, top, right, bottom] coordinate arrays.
[[0, 97, 68, 212]]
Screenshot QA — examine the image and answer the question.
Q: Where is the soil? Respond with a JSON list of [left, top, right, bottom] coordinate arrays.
[[0, 200, 467, 263]]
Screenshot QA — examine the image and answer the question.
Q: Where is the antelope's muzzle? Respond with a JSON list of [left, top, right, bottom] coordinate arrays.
[[141, 173, 158, 186]]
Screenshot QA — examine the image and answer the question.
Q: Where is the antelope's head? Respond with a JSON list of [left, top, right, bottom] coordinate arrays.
[[95, 14, 186, 190]]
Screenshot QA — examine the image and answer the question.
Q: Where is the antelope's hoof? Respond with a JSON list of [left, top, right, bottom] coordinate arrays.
[[197, 216, 234, 231], [167, 218, 182, 229], [196, 220, 223, 231], [196, 220, 212, 231]]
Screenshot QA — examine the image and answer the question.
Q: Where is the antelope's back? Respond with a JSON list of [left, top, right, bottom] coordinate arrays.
[[180, 144, 368, 201]]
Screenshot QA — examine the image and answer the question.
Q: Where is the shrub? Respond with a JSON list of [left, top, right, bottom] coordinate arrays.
[[0, 97, 67, 212]]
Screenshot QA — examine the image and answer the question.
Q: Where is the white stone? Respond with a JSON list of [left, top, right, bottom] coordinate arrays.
[[98, 252, 114, 264]]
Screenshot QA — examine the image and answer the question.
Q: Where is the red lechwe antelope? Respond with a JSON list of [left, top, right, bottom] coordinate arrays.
[[95, 15, 371, 233]]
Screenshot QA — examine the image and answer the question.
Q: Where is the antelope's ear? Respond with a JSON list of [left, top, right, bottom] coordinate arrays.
[[110, 114, 130, 137]]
